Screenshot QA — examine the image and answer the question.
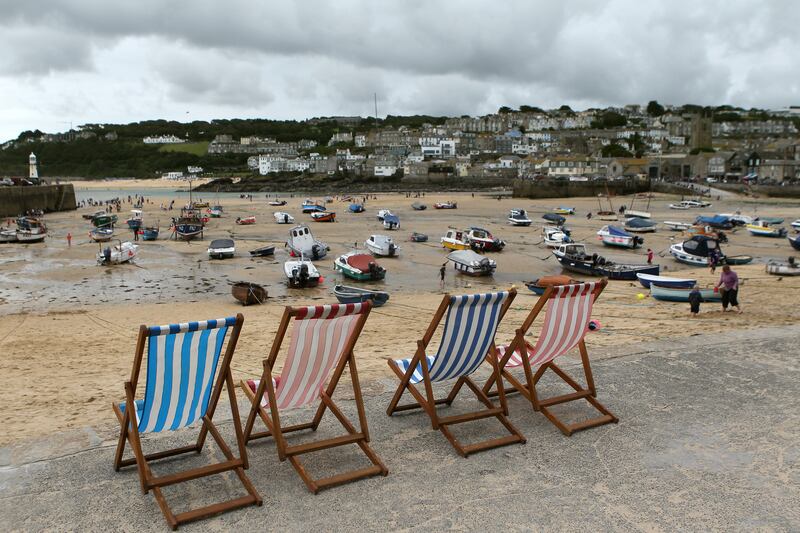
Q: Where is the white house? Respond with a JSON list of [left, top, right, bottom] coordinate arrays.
[[144, 135, 185, 144], [374, 164, 398, 177]]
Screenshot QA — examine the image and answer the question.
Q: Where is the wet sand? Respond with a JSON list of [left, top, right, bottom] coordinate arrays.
[[1, 187, 799, 444]]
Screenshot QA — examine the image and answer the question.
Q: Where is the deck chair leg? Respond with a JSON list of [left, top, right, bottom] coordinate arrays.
[[579, 341, 597, 396], [113, 406, 129, 472], [386, 359, 438, 422]]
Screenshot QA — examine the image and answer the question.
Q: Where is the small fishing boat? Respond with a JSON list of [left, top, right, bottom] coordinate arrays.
[[141, 225, 159, 241], [668, 202, 691, 210], [663, 221, 692, 231], [333, 285, 390, 307], [235, 216, 257, 225], [311, 211, 336, 222], [249, 245, 275, 257], [758, 216, 784, 225], [433, 201, 457, 209], [447, 250, 496, 276], [83, 210, 105, 220], [670, 235, 723, 266], [695, 215, 732, 230], [746, 221, 787, 238], [334, 251, 386, 281], [718, 213, 753, 226], [365, 234, 399, 257], [553, 243, 660, 280], [411, 202, 427, 211], [324, 196, 334, 204], [525, 275, 579, 295], [284, 258, 321, 288], [624, 217, 657, 233], [15, 217, 47, 243], [597, 225, 642, 248], [376, 209, 392, 221], [231, 282, 268, 305], [192, 201, 210, 209], [410, 232, 428, 242], [766, 258, 800, 276], [440, 229, 470, 251], [0, 228, 18, 243], [173, 209, 204, 241], [543, 225, 571, 247], [596, 211, 618, 221], [383, 213, 400, 229], [97, 241, 138, 265], [650, 285, 721, 303], [274, 212, 294, 224], [268, 200, 287, 206], [791, 219, 800, 231], [724, 255, 753, 265], [91, 214, 118, 228], [208, 238, 235, 259], [286, 225, 328, 259], [685, 199, 711, 208], [789, 235, 800, 251], [625, 209, 651, 219], [542, 213, 566, 226], [208, 206, 223, 218], [302, 204, 327, 214], [301, 198, 315, 207], [349, 203, 365, 213], [126, 210, 143, 230], [89, 227, 115, 242], [508, 209, 532, 226], [465, 227, 505, 251], [552, 206, 575, 215], [636, 273, 697, 290]]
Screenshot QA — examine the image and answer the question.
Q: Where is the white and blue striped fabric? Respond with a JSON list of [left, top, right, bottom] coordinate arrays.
[[121, 317, 236, 433], [394, 292, 508, 384]]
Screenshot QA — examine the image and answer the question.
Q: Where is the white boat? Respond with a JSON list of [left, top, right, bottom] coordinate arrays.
[[635, 273, 697, 289], [717, 213, 753, 226], [208, 238, 235, 259], [274, 212, 295, 224], [685, 199, 711, 208], [286, 225, 328, 260], [0, 229, 17, 243], [669, 236, 722, 266], [543, 226, 571, 248], [365, 234, 399, 257], [447, 250, 496, 276], [596, 225, 642, 248], [16, 227, 47, 243], [668, 202, 691, 210], [440, 229, 470, 251], [765, 259, 800, 276], [745, 221, 787, 238], [624, 209, 651, 219], [791, 219, 800, 231], [663, 221, 692, 231], [284, 257, 321, 287], [376, 209, 392, 221], [97, 241, 138, 265], [268, 200, 287, 206], [508, 209, 532, 226]]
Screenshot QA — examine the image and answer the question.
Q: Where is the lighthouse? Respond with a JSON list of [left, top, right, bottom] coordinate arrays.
[[29, 152, 38, 180]]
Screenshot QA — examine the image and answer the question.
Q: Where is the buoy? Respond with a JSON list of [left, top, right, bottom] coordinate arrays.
[[637, 293, 646, 300], [588, 319, 602, 331]]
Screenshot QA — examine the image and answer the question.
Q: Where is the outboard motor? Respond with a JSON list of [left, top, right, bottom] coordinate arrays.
[[789, 256, 796, 266], [312, 244, 320, 260], [299, 263, 310, 285], [388, 243, 396, 256], [103, 247, 112, 264], [634, 236, 644, 246]]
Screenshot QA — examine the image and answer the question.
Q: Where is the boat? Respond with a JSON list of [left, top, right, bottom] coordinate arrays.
[[440, 229, 470, 251], [0, 228, 18, 243], [636, 273, 696, 290], [208, 238, 235, 259], [650, 285, 721, 303], [596, 187, 618, 221], [724, 255, 753, 265], [89, 227, 115, 242], [83, 210, 106, 220], [685, 224, 728, 242], [411, 202, 427, 211], [746, 221, 787, 238], [274, 212, 295, 224], [433, 201, 457, 209], [173, 211, 204, 241], [668, 202, 691, 210], [789, 235, 800, 251], [126, 209, 143, 230], [268, 200, 287, 206], [301, 204, 327, 214], [695, 215, 732, 230], [542, 213, 566, 226], [552, 206, 575, 215], [365, 234, 399, 257], [235, 216, 257, 225], [376, 209, 392, 221], [465, 227, 505, 252], [284, 258, 321, 288], [208, 206, 223, 218], [508, 209, 532, 226], [301, 198, 315, 207], [333, 285, 390, 307], [597, 211, 618, 221], [669, 235, 723, 266], [141, 225, 159, 241], [334, 252, 387, 281], [410, 232, 428, 242], [596, 225, 641, 248], [15, 217, 47, 243], [685, 199, 711, 208], [311, 211, 336, 222], [624, 217, 657, 233], [91, 214, 118, 228], [543, 225, 571, 247], [525, 275, 579, 295], [249, 245, 275, 257], [191, 201, 209, 209], [97, 241, 138, 265], [718, 213, 753, 226], [446, 250, 496, 276], [791, 219, 800, 231], [383, 213, 400, 229], [663, 221, 692, 231], [758, 217, 784, 225], [231, 282, 268, 305], [324, 196, 334, 204], [349, 203, 365, 213], [286, 225, 328, 260], [624, 209, 651, 219], [553, 243, 660, 280], [765, 258, 800, 276]]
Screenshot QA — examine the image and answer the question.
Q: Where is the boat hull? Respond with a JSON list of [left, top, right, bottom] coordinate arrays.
[[232, 282, 268, 305], [333, 285, 389, 306], [766, 261, 800, 276], [636, 273, 696, 289], [651, 285, 721, 303], [249, 246, 275, 257]]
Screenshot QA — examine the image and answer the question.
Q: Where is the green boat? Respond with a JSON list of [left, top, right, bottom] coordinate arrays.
[[650, 284, 722, 303], [91, 214, 118, 228], [334, 251, 386, 281]]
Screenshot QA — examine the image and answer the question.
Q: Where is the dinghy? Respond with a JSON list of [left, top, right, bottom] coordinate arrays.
[[235, 216, 256, 225], [333, 285, 390, 307], [553, 243, 660, 280], [695, 215, 732, 230], [90, 227, 114, 242], [91, 214, 118, 228], [286, 224, 328, 260], [376, 209, 392, 221], [650, 285, 721, 303], [542, 213, 566, 226], [597, 225, 642, 248], [383, 213, 400, 229], [410, 232, 428, 242], [126, 209, 143, 230], [311, 211, 336, 222], [636, 273, 696, 290], [208, 206, 223, 218], [791, 219, 800, 231], [349, 203, 365, 213], [766, 258, 800, 276], [284, 258, 321, 288], [301, 204, 326, 214], [746, 221, 787, 237], [274, 212, 294, 224], [447, 250, 496, 276], [542, 226, 571, 247], [525, 275, 579, 295], [433, 201, 457, 209], [758, 217, 784, 225], [365, 234, 399, 257], [663, 221, 692, 231], [268, 200, 287, 206], [97, 241, 138, 265], [334, 252, 386, 281], [411, 202, 427, 211], [141, 225, 159, 241], [508, 209, 532, 226], [465, 227, 504, 251], [625, 209, 651, 219], [208, 238, 235, 259], [624, 217, 657, 233], [668, 202, 691, 210], [231, 282, 268, 305], [552, 206, 575, 215], [249, 245, 275, 257]]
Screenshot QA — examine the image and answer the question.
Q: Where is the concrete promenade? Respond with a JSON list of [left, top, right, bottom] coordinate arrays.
[[2, 326, 798, 531]]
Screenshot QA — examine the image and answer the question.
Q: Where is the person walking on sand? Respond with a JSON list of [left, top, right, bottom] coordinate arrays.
[[709, 248, 720, 274], [717, 265, 742, 313], [66, 232, 72, 247], [688, 284, 702, 317], [646, 248, 654, 264], [439, 262, 447, 290]]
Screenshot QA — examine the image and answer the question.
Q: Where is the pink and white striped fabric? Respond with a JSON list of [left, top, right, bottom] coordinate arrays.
[[255, 303, 366, 410], [496, 282, 597, 368]]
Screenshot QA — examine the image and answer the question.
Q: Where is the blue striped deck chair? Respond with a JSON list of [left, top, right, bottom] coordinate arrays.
[[386, 289, 526, 457], [111, 314, 261, 529]]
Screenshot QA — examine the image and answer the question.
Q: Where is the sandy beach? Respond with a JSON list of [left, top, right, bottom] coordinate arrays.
[[1, 185, 799, 445]]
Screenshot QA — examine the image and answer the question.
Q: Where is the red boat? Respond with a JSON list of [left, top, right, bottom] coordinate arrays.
[[434, 201, 457, 209], [311, 211, 336, 222], [235, 216, 256, 225]]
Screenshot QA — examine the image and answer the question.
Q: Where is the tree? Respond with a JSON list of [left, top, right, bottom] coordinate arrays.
[[601, 143, 633, 158], [498, 106, 515, 114], [591, 111, 627, 129], [519, 105, 543, 113], [646, 100, 665, 117], [558, 105, 573, 113]]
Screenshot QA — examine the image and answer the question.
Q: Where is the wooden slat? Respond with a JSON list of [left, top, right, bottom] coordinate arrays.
[[174, 494, 260, 526], [567, 414, 617, 433], [313, 465, 385, 491], [438, 408, 503, 426], [538, 389, 592, 407], [461, 434, 525, 455], [285, 433, 364, 456], [149, 459, 241, 488]]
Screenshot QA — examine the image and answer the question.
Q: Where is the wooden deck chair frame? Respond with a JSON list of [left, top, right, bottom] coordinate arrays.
[[484, 280, 618, 436], [241, 302, 388, 494], [111, 314, 262, 530], [386, 289, 526, 457]]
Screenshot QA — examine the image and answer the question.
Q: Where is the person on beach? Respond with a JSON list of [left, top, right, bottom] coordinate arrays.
[[688, 285, 702, 317], [709, 249, 720, 274], [717, 265, 742, 313], [439, 262, 446, 290], [646, 248, 654, 264], [66, 232, 72, 247]]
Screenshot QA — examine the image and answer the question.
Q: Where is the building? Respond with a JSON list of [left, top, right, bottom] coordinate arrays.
[[29, 152, 38, 179], [143, 135, 185, 144], [328, 132, 353, 146]]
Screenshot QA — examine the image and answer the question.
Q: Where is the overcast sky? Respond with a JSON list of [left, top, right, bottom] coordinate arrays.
[[1, 0, 798, 142]]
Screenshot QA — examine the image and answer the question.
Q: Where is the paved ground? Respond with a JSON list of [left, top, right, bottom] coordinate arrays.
[[2, 326, 799, 531]]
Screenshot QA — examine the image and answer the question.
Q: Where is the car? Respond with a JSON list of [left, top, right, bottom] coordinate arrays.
[[0, 177, 13, 186], [706, 177, 718, 183]]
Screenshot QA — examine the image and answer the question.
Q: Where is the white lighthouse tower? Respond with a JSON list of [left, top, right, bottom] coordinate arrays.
[[29, 152, 38, 180]]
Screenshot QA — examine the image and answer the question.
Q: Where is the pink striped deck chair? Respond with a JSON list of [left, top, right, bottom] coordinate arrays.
[[484, 280, 618, 436], [241, 301, 387, 493]]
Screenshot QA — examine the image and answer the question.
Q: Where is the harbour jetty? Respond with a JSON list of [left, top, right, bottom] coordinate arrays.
[[0, 183, 77, 217]]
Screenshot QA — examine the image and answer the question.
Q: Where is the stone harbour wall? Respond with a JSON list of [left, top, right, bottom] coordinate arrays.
[[0, 184, 77, 217]]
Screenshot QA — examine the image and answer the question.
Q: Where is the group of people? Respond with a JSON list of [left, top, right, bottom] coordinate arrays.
[[689, 265, 741, 316]]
